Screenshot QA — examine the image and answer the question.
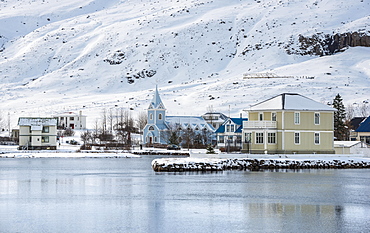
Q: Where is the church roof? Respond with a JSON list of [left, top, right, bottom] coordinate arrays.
[[247, 93, 335, 111], [166, 116, 215, 131], [149, 86, 165, 109]]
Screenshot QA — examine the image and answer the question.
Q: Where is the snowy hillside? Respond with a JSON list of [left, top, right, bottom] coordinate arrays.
[[0, 0, 369, 127]]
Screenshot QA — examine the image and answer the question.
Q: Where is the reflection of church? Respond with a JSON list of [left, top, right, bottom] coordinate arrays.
[[142, 86, 215, 145]]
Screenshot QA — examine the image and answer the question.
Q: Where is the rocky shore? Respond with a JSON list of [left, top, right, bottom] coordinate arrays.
[[152, 157, 370, 172]]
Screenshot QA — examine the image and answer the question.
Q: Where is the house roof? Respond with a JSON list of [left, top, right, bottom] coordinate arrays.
[[333, 141, 362, 148], [18, 117, 57, 126], [53, 112, 86, 117], [215, 118, 248, 133], [247, 93, 335, 111], [356, 116, 370, 132]]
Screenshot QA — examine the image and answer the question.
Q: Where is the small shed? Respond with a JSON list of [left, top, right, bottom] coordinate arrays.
[[334, 141, 368, 155]]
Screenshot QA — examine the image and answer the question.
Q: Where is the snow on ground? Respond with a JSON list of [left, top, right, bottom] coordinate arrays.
[[0, 0, 369, 129]]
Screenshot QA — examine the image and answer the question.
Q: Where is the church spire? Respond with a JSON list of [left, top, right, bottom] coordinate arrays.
[[149, 85, 165, 109]]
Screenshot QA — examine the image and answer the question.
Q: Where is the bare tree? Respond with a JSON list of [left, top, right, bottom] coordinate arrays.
[[181, 126, 195, 150], [358, 103, 370, 117], [161, 123, 181, 145], [136, 111, 147, 134], [345, 104, 355, 122], [115, 108, 135, 146], [108, 108, 114, 133]]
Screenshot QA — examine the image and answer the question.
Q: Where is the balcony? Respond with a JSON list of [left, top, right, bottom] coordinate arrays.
[[243, 121, 277, 129]]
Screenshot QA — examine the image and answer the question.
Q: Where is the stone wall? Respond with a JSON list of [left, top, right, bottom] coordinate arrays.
[[152, 158, 370, 172]]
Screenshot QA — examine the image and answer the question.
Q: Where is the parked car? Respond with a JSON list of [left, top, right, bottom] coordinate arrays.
[[167, 144, 180, 150]]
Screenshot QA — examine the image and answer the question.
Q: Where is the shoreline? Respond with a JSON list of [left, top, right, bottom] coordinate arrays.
[[152, 156, 370, 172]]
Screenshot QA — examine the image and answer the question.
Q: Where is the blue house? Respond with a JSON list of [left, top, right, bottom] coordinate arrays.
[[215, 117, 248, 151], [142, 86, 215, 145], [354, 116, 370, 144]]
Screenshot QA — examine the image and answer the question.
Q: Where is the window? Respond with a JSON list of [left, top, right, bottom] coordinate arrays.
[[61, 117, 64, 120], [259, 112, 264, 121], [70, 117, 74, 121], [158, 113, 162, 120], [314, 113, 320, 125], [268, 133, 276, 144], [226, 125, 230, 132], [294, 112, 300, 125], [219, 136, 224, 143], [41, 136, 49, 143], [314, 133, 320, 145], [244, 133, 251, 143], [150, 114, 153, 120], [230, 125, 235, 132], [154, 137, 158, 143], [149, 126, 154, 131], [271, 112, 277, 121], [294, 132, 300, 144], [256, 132, 264, 144], [42, 126, 49, 133]]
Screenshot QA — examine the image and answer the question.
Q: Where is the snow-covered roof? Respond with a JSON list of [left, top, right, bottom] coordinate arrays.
[[247, 93, 335, 111], [53, 112, 86, 117], [18, 117, 57, 126], [166, 116, 215, 131], [334, 141, 362, 148]]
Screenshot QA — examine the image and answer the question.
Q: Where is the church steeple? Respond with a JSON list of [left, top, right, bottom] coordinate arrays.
[[147, 86, 166, 126], [149, 85, 166, 110]]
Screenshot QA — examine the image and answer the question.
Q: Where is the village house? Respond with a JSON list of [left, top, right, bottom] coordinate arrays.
[[53, 111, 86, 130], [351, 116, 370, 144], [215, 117, 248, 151], [18, 117, 58, 150], [142, 86, 215, 146], [241, 93, 336, 154], [201, 112, 228, 129]]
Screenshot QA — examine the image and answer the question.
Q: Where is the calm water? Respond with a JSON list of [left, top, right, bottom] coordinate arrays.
[[0, 156, 369, 233]]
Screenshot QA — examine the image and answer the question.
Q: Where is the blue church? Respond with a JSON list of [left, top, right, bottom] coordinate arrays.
[[142, 86, 215, 145]]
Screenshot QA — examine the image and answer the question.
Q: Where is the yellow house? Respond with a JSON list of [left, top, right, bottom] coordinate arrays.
[[241, 93, 336, 154], [18, 117, 58, 150]]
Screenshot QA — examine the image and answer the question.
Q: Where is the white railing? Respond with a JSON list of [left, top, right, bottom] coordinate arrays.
[[243, 121, 277, 129]]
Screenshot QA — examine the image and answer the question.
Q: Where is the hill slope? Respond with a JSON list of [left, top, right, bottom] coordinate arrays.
[[0, 0, 369, 126]]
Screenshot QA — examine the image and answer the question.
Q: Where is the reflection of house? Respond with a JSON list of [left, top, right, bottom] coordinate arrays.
[[241, 93, 336, 154], [216, 117, 248, 151], [18, 117, 57, 150], [202, 112, 228, 130], [53, 111, 86, 130], [142, 86, 215, 145], [351, 116, 370, 144]]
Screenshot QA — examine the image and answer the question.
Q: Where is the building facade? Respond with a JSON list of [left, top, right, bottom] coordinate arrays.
[[18, 117, 58, 150], [216, 117, 248, 151], [241, 93, 336, 154], [53, 111, 87, 130]]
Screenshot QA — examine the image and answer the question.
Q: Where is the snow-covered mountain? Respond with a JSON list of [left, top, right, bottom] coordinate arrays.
[[1, 0, 369, 127]]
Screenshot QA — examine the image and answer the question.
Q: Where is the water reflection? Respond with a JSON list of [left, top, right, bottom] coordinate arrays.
[[0, 158, 369, 233]]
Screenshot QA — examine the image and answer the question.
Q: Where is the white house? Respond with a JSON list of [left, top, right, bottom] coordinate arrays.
[[18, 117, 58, 150], [53, 111, 87, 130]]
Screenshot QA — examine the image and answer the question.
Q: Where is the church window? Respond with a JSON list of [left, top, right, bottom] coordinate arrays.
[[159, 114, 162, 120], [149, 126, 154, 131], [150, 114, 153, 120]]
